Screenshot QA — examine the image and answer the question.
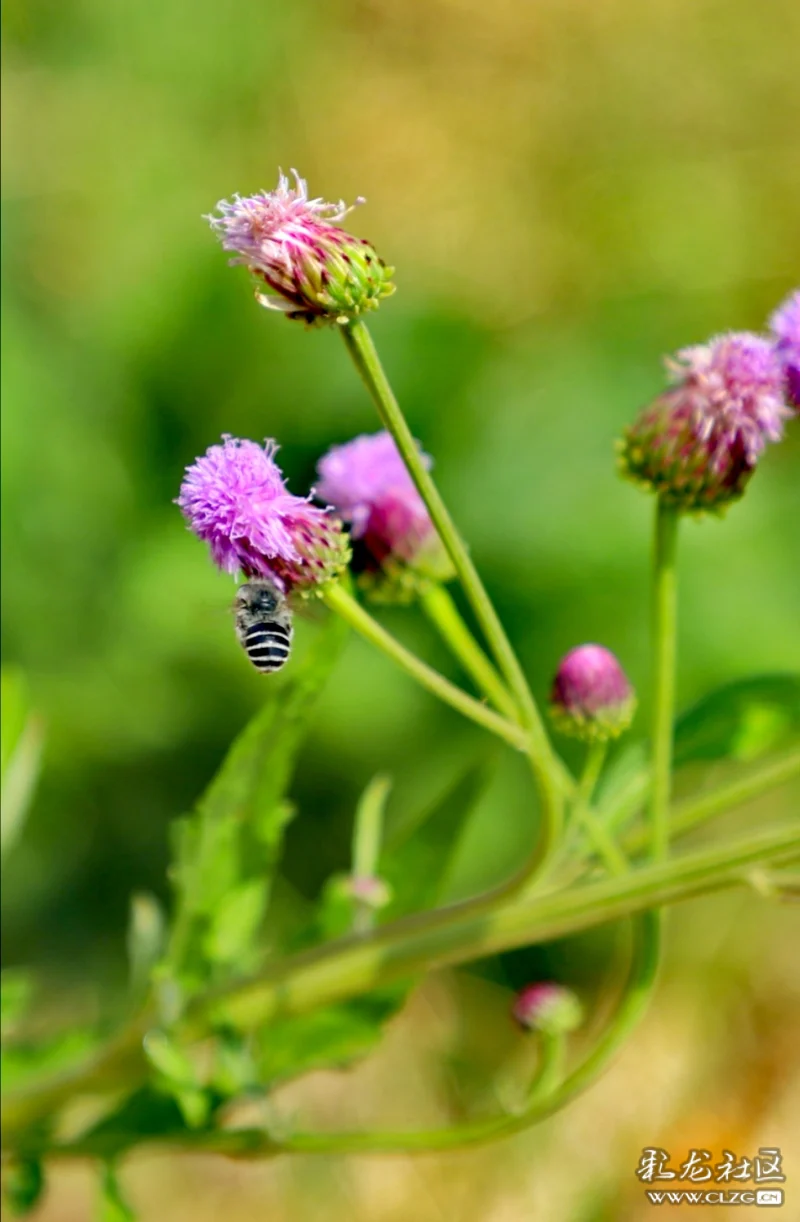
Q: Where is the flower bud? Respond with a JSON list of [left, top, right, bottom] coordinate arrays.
[[513, 983, 583, 1035], [619, 333, 792, 513], [207, 170, 395, 326], [549, 644, 636, 743], [314, 431, 454, 602], [337, 874, 393, 910], [768, 289, 800, 410], [177, 435, 349, 596]]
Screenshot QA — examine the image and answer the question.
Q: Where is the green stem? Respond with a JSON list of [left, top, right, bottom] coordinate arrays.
[[322, 584, 528, 752], [351, 774, 391, 933], [341, 322, 539, 728], [419, 584, 519, 721], [341, 320, 563, 878], [572, 744, 628, 876], [625, 746, 800, 858], [651, 499, 679, 860], [190, 821, 794, 1033], [3, 823, 793, 1142], [47, 916, 659, 1159]]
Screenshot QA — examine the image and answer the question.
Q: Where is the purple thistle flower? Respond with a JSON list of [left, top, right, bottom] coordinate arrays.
[[619, 332, 792, 512], [206, 170, 395, 326], [769, 289, 800, 410], [549, 644, 636, 743], [177, 435, 348, 595], [314, 432, 453, 598], [512, 983, 583, 1035]]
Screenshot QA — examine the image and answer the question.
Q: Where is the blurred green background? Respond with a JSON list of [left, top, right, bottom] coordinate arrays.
[[2, 0, 799, 1217]]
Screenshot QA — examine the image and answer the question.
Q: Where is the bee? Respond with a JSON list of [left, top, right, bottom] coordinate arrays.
[[234, 578, 294, 674]]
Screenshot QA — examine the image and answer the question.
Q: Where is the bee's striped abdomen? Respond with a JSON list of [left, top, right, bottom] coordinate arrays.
[[243, 621, 292, 673]]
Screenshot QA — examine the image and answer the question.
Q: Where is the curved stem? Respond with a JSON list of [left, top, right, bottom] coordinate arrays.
[[651, 500, 679, 860], [48, 915, 659, 1160], [3, 822, 794, 1143], [322, 584, 529, 752], [419, 584, 519, 721], [340, 321, 563, 878]]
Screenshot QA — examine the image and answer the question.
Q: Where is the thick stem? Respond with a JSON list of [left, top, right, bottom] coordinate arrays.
[[322, 584, 528, 752], [419, 584, 519, 721], [47, 915, 659, 1159], [651, 500, 679, 860], [340, 321, 563, 877], [188, 821, 794, 1033], [3, 822, 793, 1143]]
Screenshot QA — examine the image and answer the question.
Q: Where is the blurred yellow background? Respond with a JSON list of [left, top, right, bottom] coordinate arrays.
[[2, 0, 799, 1217]]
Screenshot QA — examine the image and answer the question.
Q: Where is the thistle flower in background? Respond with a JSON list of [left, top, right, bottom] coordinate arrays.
[[177, 436, 349, 596], [513, 983, 584, 1035], [314, 431, 454, 600], [619, 333, 792, 513], [206, 170, 395, 326], [549, 644, 636, 744], [769, 289, 800, 410]]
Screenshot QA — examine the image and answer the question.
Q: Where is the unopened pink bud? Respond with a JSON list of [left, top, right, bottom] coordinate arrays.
[[513, 983, 583, 1034], [549, 644, 636, 743]]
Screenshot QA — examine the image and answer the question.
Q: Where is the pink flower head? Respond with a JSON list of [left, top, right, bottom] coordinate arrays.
[[314, 432, 452, 596], [769, 289, 800, 409], [206, 170, 395, 326], [177, 436, 348, 594], [513, 983, 583, 1035], [549, 644, 636, 743], [620, 332, 792, 512]]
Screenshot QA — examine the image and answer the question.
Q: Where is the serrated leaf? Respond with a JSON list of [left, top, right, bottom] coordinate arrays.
[[255, 986, 407, 1086], [203, 879, 268, 965], [75, 1087, 192, 1161], [165, 613, 347, 984], [674, 674, 800, 765], [4, 1160, 44, 1217]]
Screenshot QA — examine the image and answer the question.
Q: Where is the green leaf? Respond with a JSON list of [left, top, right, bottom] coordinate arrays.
[[98, 1163, 136, 1222], [674, 674, 800, 766], [165, 611, 348, 984], [255, 986, 407, 1086], [255, 759, 496, 1089], [4, 1160, 44, 1217], [203, 879, 268, 965], [142, 1031, 198, 1089], [383, 754, 498, 914], [1, 669, 45, 863], [598, 674, 800, 825]]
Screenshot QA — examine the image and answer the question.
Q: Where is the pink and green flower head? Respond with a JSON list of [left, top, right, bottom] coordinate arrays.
[[314, 431, 454, 600], [513, 983, 584, 1035], [549, 644, 636, 744], [206, 170, 395, 327], [769, 289, 800, 410], [619, 332, 793, 513], [177, 435, 349, 596]]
